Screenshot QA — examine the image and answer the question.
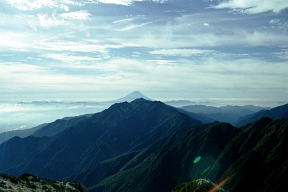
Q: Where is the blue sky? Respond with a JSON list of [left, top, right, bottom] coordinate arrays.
[[0, 0, 288, 103]]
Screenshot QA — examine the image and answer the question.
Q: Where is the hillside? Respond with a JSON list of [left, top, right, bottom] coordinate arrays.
[[88, 118, 288, 192], [89, 122, 238, 192], [0, 99, 200, 181]]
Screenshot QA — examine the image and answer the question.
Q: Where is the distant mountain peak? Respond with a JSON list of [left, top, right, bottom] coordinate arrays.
[[126, 91, 148, 98], [113, 91, 151, 103]]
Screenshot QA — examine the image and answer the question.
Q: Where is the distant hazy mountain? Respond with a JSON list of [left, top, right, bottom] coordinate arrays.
[[0, 114, 93, 145], [176, 108, 215, 124], [0, 91, 150, 143], [181, 104, 265, 125], [165, 100, 216, 107], [237, 103, 288, 126], [109, 91, 151, 103], [0, 173, 86, 192], [0, 124, 45, 145], [0, 99, 200, 181], [17, 91, 150, 105], [88, 118, 288, 192]]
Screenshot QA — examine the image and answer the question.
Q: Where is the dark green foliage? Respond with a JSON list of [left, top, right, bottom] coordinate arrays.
[[207, 117, 288, 192], [89, 122, 237, 192], [90, 118, 288, 192]]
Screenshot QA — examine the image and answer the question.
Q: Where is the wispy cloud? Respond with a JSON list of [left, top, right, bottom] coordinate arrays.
[[60, 10, 91, 20], [274, 49, 288, 59], [4, 0, 83, 11], [150, 49, 216, 57], [212, 0, 288, 14], [87, 0, 168, 6], [117, 22, 153, 31], [42, 53, 101, 63], [112, 18, 135, 24], [1, 0, 287, 102]]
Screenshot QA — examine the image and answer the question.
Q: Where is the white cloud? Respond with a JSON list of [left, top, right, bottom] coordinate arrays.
[[32, 40, 121, 53], [4, 0, 83, 10], [0, 62, 47, 75], [86, 0, 168, 6], [117, 22, 153, 31], [5, 0, 57, 10], [274, 49, 288, 59], [150, 49, 216, 56], [36, 14, 65, 28], [42, 53, 101, 63], [115, 30, 288, 48], [60, 10, 91, 20], [213, 0, 288, 14], [1, 55, 287, 101], [94, 0, 136, 6], [203, 23, 210, 27], [112, 18, 135, 24]]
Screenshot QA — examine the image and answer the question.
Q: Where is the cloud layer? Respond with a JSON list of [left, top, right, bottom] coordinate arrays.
[[0, 0, 287, 103]]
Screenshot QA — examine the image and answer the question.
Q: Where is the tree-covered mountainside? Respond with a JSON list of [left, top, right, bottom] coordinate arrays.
[[0, 99, 200, 181], [207, 117, 288, 192], [88, 121, 238, 192], [0, 99, 287, 192], [88, 118, 288, 192]]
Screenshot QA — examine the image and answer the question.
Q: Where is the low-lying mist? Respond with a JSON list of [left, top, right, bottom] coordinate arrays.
[[0, 102, 109, 133]]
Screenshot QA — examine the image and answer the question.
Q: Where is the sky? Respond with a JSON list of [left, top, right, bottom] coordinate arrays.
[[0, 0, 288, 103]]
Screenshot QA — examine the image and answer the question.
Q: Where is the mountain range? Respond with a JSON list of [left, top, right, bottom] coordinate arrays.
[[0, 96, 287, 192], [180, 104, 266, 125], [0, 99, 200, 180], [87, 117, 288, 192], [237, 104, 288, 126]]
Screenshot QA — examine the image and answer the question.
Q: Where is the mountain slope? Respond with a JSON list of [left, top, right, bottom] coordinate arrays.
[[32, 114, 92, 137], [0, 99, 200, 181], [237, 103, 288, 126], [207, 117, 288, 192], [89, 122, 238, 192], [89, 118, 288, 192], [0, 113, 93, 145], [0, 124, 45, 145]]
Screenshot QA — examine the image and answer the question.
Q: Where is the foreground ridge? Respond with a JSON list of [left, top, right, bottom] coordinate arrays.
[[172, 179, 226, 192], [0, 173, 87, 192]]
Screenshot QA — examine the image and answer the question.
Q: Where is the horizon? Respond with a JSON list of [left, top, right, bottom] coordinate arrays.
[[0, 90, 287, 107], [0, 0, 287, 103]]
